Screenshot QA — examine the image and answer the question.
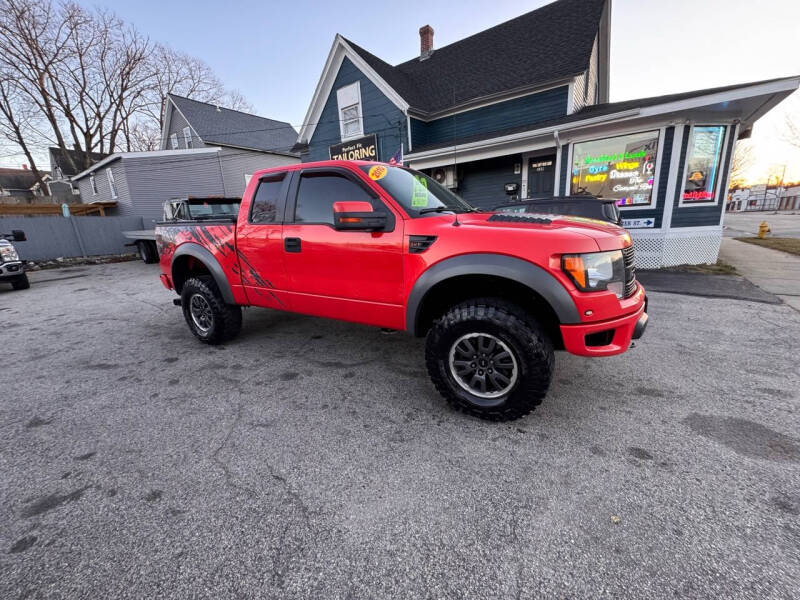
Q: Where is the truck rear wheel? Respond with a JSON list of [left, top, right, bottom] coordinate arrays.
[[425, 298, 554, 421], [181, 276, 242, 344], [137, 240, 158, 264]]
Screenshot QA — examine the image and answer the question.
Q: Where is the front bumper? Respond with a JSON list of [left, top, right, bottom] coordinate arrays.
[[560, 299, 648, 357], [0, 261, 24, 279]]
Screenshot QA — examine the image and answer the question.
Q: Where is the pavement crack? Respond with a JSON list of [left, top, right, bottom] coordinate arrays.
[[211, 402, 258, 499]]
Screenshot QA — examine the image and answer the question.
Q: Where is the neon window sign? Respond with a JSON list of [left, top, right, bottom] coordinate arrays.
[[570, 130, 660, 207], [682, 126, 725, 205]]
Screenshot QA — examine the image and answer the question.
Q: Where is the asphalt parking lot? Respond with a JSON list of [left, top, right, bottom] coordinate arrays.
[[2, 261, 799, 599]]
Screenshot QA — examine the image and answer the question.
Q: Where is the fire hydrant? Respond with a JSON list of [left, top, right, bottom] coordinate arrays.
[[758, 221, 770, 239]]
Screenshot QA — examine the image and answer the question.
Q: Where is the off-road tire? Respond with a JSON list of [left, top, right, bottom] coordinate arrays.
[[425, 298, 554, 421], [181, 276, 242, 344], [11, 273, 30, 290], [137, 240, 158, 264]]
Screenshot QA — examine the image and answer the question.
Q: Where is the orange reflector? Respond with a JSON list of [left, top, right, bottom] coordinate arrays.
[[340, 217, 362, 223], [562, 255, 586, 288]]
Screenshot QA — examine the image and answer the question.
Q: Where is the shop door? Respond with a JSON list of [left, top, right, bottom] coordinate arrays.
[[528, 156, 556, 198]]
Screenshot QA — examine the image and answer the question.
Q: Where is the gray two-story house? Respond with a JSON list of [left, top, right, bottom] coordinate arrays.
[[295, 0, 798, 267], [72, 96, 299, 223]]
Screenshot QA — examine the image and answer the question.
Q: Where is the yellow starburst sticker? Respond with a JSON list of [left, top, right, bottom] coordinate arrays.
[[368, 165, 388, 181]]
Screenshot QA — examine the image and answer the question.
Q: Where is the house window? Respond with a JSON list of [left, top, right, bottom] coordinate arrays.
[[681, 126, 726, 205], [106, 168, 118, 199], [570, 130, 661, 208], [90, 174, 97, 195], [183, 127, 192, 149], [170, 133, 178, 149], [336, 82, 363, 141]]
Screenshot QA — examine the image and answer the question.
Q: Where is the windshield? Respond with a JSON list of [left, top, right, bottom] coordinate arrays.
[[359, 165, 475, 217]]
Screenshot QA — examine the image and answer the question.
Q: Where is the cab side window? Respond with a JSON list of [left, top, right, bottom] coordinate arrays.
[[294, 172, 377, 225], [251, 173, 287, 223]]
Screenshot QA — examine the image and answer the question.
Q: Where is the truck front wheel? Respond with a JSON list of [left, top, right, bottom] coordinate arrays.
[[425, 298, 554, 421], [181, 276, 242, 344], [11, 273, 30, 290]]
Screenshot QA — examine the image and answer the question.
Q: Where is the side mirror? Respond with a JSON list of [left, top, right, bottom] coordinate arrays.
[[333, 201, 387, 231], [12, 230, 26, 242]]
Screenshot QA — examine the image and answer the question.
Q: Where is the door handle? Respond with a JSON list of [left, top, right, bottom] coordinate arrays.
[[284, 237, 301, 253]]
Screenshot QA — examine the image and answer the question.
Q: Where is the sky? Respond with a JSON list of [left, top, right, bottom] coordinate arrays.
[[5, 0, 800, 182]]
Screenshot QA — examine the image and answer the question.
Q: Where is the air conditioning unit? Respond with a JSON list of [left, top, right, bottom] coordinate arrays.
[[432, 166, 458, 189]]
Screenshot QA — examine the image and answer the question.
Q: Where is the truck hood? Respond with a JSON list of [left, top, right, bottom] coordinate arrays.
[[455, 212, 631, 251]]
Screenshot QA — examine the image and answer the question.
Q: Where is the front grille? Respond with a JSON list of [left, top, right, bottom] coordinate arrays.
[[622, 245, 636, 297]]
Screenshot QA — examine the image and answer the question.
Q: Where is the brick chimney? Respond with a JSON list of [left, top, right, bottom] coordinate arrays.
[[419, 25, 434, 58]]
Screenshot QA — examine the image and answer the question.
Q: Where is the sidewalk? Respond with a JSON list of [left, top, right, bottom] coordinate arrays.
[[719, 238, 800, 311]]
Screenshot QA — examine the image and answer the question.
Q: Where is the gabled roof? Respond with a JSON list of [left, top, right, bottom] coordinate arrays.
[[0, 167, 47, 190], [48, 147, 109, 178], [167, 94, 298, 154], [343, 0, 607, 115]]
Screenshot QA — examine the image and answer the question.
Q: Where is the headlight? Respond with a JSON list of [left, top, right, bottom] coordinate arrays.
[[0, 244, 19, 263], [562, 250, 625, 298]]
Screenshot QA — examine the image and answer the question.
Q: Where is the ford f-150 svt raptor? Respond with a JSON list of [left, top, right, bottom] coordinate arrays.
[[156, 161, 648, 420]]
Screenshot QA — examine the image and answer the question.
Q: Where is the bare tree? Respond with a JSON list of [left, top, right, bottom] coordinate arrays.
[[0, 0, 152, 173], [0, 0, 252, 174], [0, 75, 49, 188], [729, 140, 755, 189], [129, 44, 252, 151]]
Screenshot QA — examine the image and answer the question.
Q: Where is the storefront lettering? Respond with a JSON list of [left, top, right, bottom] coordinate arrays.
[[584, 149, 647, 164], [613, 183, 652, 192], [585, 173, 608, 183], [609, 170, 641, 180], [615, 161, 640, 170], [682, 190, 715, 200]]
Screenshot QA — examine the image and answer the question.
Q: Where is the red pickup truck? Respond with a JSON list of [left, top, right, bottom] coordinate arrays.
[[156, 160, 647, 420]]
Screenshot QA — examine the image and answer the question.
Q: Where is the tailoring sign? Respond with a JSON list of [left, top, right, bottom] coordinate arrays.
[[329, 134, 377, 161]]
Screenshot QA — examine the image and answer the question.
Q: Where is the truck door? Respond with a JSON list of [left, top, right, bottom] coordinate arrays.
[[236, 171, 291, 309], [282, 167, 405, 329]]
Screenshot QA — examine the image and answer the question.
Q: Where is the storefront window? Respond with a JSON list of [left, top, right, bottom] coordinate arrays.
[[682, 126, 725, 204], [570, 130, 660, 207]]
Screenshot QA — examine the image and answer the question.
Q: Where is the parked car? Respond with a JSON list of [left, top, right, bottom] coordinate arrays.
[[0, 230, 29, 290], [154, 161, 648, 421], [494, 195, 622, 225]]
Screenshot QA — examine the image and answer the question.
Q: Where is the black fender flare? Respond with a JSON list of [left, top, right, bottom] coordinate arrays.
[[171, 243, 235, 304], [405, 253, 580, 335]]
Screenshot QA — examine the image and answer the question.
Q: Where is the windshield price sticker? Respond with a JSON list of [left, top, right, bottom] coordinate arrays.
[[411, 176, 429, 208], [368, 165, 388, 181]]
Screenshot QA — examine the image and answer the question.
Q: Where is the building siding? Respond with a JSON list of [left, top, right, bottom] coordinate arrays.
[[305, 57, 407, 163], [410, 86, 569, 149], [218, 147, 299, 197], [76, 159, 131, 214], [122, 152, 225, 224], [571, 35, 599, 112], [166, 106, 204, 150], [671, 126, 729, 228], [457, 155, 521, 210], [616, 126, 674, 228]]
